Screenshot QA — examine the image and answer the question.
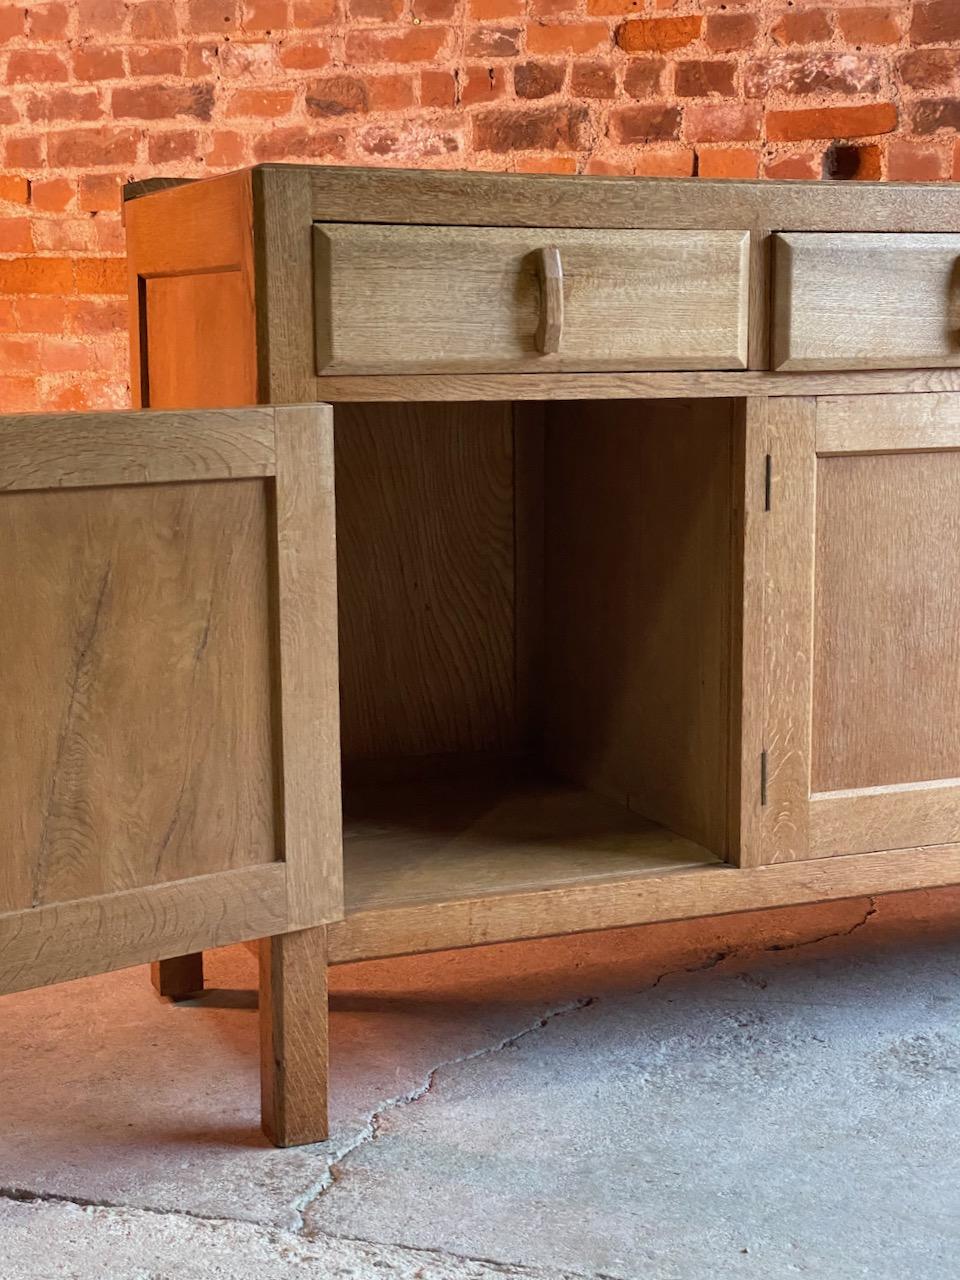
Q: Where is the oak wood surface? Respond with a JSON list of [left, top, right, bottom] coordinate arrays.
[[817, 391, 960, 454], [810, 781, 960, 859], [259, 925, 329, 1146], [343, 774, 718, 914], [543, 399, 738, 859], [315, 224, 750, 375], [773, 232, 960, 372], [0, 408, 275, 490]]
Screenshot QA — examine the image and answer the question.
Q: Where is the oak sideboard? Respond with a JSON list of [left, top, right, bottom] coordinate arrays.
[[120, 165, 960, 1145]]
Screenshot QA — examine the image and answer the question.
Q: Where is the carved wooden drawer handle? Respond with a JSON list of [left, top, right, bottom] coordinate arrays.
[[535, 245, 564, 355]]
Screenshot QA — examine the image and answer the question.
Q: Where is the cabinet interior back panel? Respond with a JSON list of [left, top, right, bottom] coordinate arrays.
[[813, 452, 960, 793], [335, 402, 519, 766], [0, 478, 277, 912]]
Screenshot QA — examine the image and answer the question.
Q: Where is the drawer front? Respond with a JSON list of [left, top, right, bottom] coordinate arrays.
[[314, 224, 750, 376], [773, 232, 960, 372]]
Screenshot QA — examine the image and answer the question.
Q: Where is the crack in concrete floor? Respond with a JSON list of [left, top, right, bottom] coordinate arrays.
[[1, 894, 894, 1278]]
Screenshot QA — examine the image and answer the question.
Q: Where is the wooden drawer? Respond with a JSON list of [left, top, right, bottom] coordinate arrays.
[[773, 232, 960, 371], [313, 224, 750, 375]]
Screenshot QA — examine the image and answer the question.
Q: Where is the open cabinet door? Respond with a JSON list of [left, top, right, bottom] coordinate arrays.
[[750, 393, 960, 865], [0, 404, 341, 996]]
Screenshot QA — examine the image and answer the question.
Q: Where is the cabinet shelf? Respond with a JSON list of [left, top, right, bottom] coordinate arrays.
[[342, 773, 719, 915]]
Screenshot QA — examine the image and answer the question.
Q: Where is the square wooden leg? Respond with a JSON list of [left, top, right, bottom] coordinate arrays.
[[259, 925, 329, 1147], [151, 953, 204, 1001]]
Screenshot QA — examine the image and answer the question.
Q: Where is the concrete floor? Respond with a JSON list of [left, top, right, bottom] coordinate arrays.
[[3, 887, 960, 1279]]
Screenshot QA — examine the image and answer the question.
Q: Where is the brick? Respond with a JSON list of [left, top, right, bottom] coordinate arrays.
[[632, 147, 695, 176], [224, 87, 294, 117], [527, 21, 608, 54], [291, 0, 337, 24], [766, 103, 898, 143], [26, 89, 102, 123], [29, 177, 75, 212], [47, 127, 140, 167], [7, 50, 69, 82], [610, 104, 681, 143], [772, 8, 832, 46], [29, 3, 70, 40], [420, 69, 457, 107], [458, 64, 506, 105], [0, 257, 74, 295], [0, 174, 28, 203], [465, 25, 520, 56], [206, 129, 250, 166], [112, 84, 215, 121], [697, 147, 759, 179], [837, 7, 901, 46], [0, 336, 40, 372], [585, 157, 632, 174], [910, 99, 960, 135], [674, 59, 736, 98], [0, 218, 33, 253], [6, 135, 42, 167], [414, 0, 457, 18], [0, 94, 17, 124], [617, 16, 700, 53], [745, 54, 882, 99], [78, 173, 122, 213], [898, 49, 960, 92], [704, 13, 758, 52], [571, 60, 616, 99], [911, 1, 960, 45], [72, 46, 125, 81], [279, 41, 331, 70], [188, 0, 239, 31], [15, 296, 65, 330], [346, 26, 448, 62], [0, 7, 27, 42], [33, 216, 98, 253], [623, 58, 664, 98], [128, 46, 185, 77], [130, 1, 178, 38], [474, 104, 588, 151], [685, 102, 760, 143], [514, 60, 565, 98], [586, 0, 641, 14], [305, 74, 368, 114], [243, 0, 288, 27], [74, 258, 126, 294], [366, 73, 416, 110], [252, 126, 346, 161], [148, 130, 202, 163], [515, 154, 577, 173], [887, 141, 949, 181], [764, 152, 820, 180], [348, 0, 401, 17], [468, 0, 521, 17], [0, 377, 39, 411], [823, 142, 882, 180], [78, 0, 125, 34], [66, 296, 127, 333]]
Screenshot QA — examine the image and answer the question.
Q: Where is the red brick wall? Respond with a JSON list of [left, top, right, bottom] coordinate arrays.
[[1, 0, 959, 411]]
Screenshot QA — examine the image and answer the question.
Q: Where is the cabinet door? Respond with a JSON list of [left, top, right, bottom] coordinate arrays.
[[0, 405, 342, 994], [749, 393, 960, 864]]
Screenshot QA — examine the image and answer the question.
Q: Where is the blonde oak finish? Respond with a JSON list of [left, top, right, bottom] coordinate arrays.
[[758, 393, 960, 863], [773, 233, 960, 372], [0, 405, 339, 1146], [124, 166, 960, 1145], [313, 224, 751, 375]]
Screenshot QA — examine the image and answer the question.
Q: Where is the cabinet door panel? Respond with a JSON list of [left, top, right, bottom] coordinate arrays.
[[755, 393, 960, 863]]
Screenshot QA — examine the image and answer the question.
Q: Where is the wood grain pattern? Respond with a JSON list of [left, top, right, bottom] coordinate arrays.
[[817, 392, 960, 455], [336, 401, 517, 766], [543, 399, 737, 857], [308, 369, 960, 403], [812, 450, 960, 792], [760, 398, 817, 864], [810, 780, 960, 858], [259, 925, 329, 1146], [773, 233, 960, 372], [125, 169, 256, 411], [343, 775, 718, 913], [0, 479, 276, 911], [0, 864, 287, 995], [273, 406, 343, 927], [327, 843, 960, 964], [0, 408, 275, 491], [315, 224, 750, 376]]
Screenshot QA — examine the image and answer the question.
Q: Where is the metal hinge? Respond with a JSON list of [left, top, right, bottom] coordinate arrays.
[[764, 454, 772, 512], [760, 750, 768, 807]]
